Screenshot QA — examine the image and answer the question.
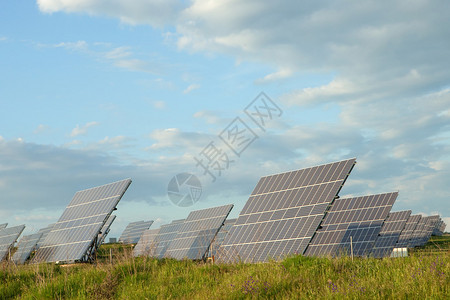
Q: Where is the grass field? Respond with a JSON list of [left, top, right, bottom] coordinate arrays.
[[1, 235, 449, 299]]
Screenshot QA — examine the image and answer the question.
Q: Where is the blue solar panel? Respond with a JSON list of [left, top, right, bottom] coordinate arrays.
[[305, 192, 397, 257]]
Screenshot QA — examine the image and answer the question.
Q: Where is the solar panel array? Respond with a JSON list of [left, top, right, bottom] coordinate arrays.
[[165, 204, 233, 260], [133, 228, 161, 257], [219, 158, 356, 263], [119, 220, 154, 244], [370, 210, 411, 258], [305, 192, 397, 257], [97, 215, 116, 246], [154, 219, 185, 258], [12, 232, 43, 264], [396, 214, 421, 247], [33, 179, 131, 263], [0, 225, 25, 261]]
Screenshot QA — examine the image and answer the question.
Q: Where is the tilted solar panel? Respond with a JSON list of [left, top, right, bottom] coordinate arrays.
[[219, 158, 356, 263], [36, 224, 55, 249], [408, 216, 427, 247], [370, 210, 411, 258], [417, 215, 440, 246], [133, 228, 160, 257], [12, 232, 43, 264], [305, 192, 397, 257], [97, 215, 116, 246], [119, 220, 154, 244], [396, 214, 421, 247], [0, 225, 25, 261], [165, 204, 234, 260], [33, 179, 131, 263], [154, 219, 184, 259]]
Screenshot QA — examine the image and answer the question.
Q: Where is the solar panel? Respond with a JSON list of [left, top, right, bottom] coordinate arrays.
[[33, 178, 132, 263], [154, 219, 185, 259], [433, 218, 446, 236], [0, 225, 25, 261], [219, 158, 356, 263], [133, 228, 160, 257], [370, 210, 411, 258], [0, 223, 7, 229], [210, 218, 237, 258], [396, 214, 421, 247], [11, 232, 43, 264], [119, 220, 154, 244], [408, 216, 427, 247], [305, 192, 397, 257], [36, 224, 55, 249], [165, 204, 234, 260], [97, 215, 116, 246]]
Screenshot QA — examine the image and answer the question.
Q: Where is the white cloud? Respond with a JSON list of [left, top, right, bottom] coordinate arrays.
[[33, 124, 50, 134], [37, 0, 185, 27], [70, 121, 99, 137], [153, 100, 166, 109], [54, 40, 88, 51], [114, 59, 160, 73], [183, 83, 200, 94], [255, 68, 294, 84], [104, 46, 132, 59]]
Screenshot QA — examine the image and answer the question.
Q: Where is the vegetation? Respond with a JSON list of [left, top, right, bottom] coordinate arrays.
[[1, 235, 449, 299]]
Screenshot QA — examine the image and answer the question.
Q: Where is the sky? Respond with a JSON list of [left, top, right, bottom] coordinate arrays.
[[0, 0, 449, 239]]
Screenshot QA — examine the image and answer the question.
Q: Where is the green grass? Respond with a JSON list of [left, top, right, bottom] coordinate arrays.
[[1, 237, 449, 299]]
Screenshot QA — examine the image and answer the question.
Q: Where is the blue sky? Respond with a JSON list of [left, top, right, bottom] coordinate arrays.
[[1, 1, 449, 238]]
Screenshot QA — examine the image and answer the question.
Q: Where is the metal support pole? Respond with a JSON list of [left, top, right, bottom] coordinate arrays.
[[350, 236, 354, 261]]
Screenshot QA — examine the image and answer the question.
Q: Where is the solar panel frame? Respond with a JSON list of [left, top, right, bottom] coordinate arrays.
[[219, 158, 356, 263], [0, 225, 26, 261], [305, 192, 398, 258], [133, 228, 161, 257], [12, 232, 43, 264], [119, 220, 154, 244], [33, 179, 131, 263], [370, 210, 411, 258], [165, 204, 234, 260]]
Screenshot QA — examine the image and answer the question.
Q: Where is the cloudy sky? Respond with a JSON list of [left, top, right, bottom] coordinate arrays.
[[1, 0, 448, 238]]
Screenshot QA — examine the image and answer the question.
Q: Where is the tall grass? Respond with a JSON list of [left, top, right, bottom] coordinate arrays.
[[1, 243, 449, 299]]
